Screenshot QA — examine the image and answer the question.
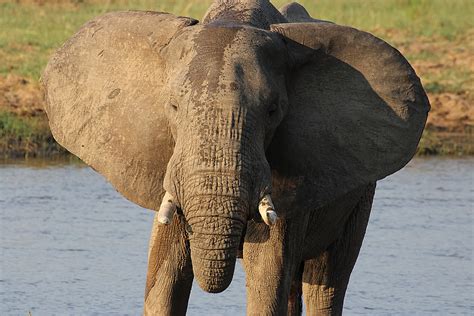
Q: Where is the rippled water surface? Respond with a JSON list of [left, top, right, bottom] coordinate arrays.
[[1, 158, 473, 315]]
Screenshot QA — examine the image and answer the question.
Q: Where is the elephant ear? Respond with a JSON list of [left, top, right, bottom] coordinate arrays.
[[42, 11, 198, 211], [268, 22, 430, 209], [279, 2, 332, 24]]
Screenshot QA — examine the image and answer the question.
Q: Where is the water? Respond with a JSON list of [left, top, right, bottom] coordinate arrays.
[[1, 158, 472, 315]]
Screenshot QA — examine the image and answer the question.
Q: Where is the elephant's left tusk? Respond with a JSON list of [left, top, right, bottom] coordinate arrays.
[[157, 192, 176, 225], [259, 194, 278, 226]]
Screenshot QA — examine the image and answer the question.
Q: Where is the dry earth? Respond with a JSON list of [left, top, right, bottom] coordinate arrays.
[[0, 74, 45, 117], [393, 28, 473, 131]]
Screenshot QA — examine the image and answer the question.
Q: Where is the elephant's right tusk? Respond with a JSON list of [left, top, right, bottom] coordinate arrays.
[[259, 194, 278, 226], [157, 192, 176, 225]]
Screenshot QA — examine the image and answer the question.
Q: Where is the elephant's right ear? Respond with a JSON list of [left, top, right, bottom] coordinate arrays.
[[42, 11, 198, 211], [268, 22, 430, 209]]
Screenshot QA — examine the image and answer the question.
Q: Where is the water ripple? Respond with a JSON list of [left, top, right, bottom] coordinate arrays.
[[1, 157, 473, 315]]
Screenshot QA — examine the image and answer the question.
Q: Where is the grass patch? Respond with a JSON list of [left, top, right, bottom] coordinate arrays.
[[425, 69, 473, 95], [0, 111, 36, 138], [0, 111, 67, 158], [1, 0, 472, 79], [300, 0, 473, 40], [417, 129, 473, 156], [424, 82, 446, 94], [405, 50, 438, 62]]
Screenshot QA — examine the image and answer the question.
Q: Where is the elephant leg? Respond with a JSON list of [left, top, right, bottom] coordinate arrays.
[[243, 214, 308, 315], [144, 213, 193, 316], [288, 263, 304, 316], [302, 183, 376, 316]]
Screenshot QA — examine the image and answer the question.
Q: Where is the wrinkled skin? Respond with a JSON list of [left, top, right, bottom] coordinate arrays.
[[149, 6, 424, 313], [42, 1, 430, 315], [159, 24, 290, 293]]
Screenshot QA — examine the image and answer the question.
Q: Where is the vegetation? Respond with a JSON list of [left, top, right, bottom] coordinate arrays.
[[0, 111, 66, 158], [1, 0, 472, 79], [417, 128, 473, 156], [0, 0, 472, 158]]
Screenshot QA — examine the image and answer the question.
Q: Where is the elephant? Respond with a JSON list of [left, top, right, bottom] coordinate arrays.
[[42, 0, 430, 315]]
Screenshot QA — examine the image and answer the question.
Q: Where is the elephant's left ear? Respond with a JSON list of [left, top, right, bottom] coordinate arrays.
[[42, 11, 198, 211], [268, 22, 430, 208]]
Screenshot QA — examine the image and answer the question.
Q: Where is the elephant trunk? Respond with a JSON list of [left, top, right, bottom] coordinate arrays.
[[185, 186, 247, 293], [161, 102, 269, 292]]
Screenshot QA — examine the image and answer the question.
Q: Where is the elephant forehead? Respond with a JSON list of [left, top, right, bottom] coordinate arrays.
[[189, 24, 278, 59], [180, 25, 283, 96]]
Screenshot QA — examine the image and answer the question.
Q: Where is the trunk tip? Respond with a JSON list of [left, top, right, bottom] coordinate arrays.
[[192, 258, 236, 293], [195, 271, 234, 293]]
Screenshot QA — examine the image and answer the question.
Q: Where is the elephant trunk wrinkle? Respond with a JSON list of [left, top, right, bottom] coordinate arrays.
[[185, 197, 246, 232], [190, 235, 240, 293], [184, 195, 246, 293], [182, 172, 251, 211]]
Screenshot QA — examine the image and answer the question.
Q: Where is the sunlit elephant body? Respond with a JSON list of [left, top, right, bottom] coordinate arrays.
[[42, 1, 429, 315]]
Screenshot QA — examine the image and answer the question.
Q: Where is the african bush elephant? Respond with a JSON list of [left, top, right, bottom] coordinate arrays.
[[42, 0, 429, 315]]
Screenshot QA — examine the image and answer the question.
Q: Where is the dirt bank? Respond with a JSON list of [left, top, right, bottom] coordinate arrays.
[[400, 31, 473, 155]]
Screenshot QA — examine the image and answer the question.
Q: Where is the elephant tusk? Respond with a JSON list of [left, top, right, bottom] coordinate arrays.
[[157, 192, 176, 225], [259, 194, 278, 225]]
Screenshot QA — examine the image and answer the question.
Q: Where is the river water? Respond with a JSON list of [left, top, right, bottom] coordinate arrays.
[[1, 158, 473, 315]]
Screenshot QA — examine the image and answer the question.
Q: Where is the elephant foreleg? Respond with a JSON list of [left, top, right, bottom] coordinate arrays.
[[144, 213, 193, 316], [288, 263, 304, 316], [243, 214, 308, 315], [302, 183, 376, 316]]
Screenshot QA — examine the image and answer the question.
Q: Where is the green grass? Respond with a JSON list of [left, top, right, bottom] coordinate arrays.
[[417, 128, 473, 156], [0, 111, 36, 139], [0, 111, 66, 158], [0, 0, 472, 79], [301, 0, 472, 39], [425, 68, 472, 94]]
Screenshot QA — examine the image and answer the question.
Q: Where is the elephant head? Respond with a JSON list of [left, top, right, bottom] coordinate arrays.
[[42, 1, 429, 293]]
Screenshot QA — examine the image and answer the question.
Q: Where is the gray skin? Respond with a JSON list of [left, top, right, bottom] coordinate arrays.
[[42, 1, 430, 315]]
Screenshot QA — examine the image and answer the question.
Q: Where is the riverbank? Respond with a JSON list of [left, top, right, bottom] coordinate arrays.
[[1, 0, 472, 158]]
